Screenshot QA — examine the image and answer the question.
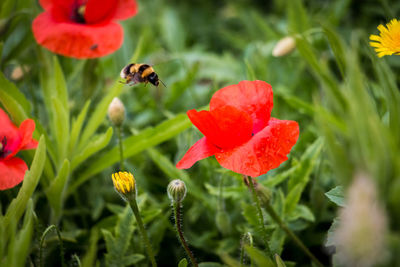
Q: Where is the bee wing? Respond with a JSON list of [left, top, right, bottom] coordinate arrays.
[[126, 73, 145, 85]]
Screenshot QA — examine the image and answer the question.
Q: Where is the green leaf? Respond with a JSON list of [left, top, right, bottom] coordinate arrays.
[[81, 228, 100, 267], [53, 56, 69, 112], [178, 258, 188, 267], [5, 199, 34, 267], [325, 186, 345, 207], [245, 59, 256, 80], [0, 88, 28, 125], [146, 147, 190, 182], [295, 36, 346, 109], [325, 217, 340, 247], [284, 183, 303, 216], [287, 204, 315, 222], [269, 228, 286, 256], [198, 263, 224, 267], [78, 81, 123, 150], [0, 71, 30, 122], [39, 56, 70, 164], [69, 100, 91, 156], [46, 159, 70, 220], [244, 245, 274, 267], [322, 24, 346, 77], [241, 202, 259, 227], [71, 127, 113, 171], [4, 136, 46, 231], [69, 113, 191, 194], [103, 205, 135, 267], [51, 97, 70, 165], [284, 138, 323, 215], [287, 0, 310, 34], [160, 8, 185, 52], [275, 254, 287, 267]]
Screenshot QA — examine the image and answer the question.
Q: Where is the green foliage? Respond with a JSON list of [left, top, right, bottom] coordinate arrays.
[[1, 0, 400, 266], [102, 205, 145, 267], [325, 186, 345, 207]]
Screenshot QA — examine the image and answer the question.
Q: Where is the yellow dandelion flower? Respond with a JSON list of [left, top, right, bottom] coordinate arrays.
[[370, 19, 400, 57], [111, 171, 135, 198]]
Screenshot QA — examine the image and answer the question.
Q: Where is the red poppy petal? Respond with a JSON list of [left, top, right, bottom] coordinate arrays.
[[0, 108, 19, 139], [210, 80, 273, 134], [24, 140, 39, 150], [114, 0, 138, 20], [215, 118, 299, 177], [18, 119, 37, 150], [0, 109, 21, 152], [39, 0, 53, 10], [5, 119, 36, 159], [0, 158, 28, 190], [187, 106, 252, 149], [176, 137, 220, 169], [85, 0, 118, 24], [32, 12, 123, 59]]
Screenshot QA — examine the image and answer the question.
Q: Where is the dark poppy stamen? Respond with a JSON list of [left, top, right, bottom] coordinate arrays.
[[0, 136, 9, 158], [71, 4, 86, 24]]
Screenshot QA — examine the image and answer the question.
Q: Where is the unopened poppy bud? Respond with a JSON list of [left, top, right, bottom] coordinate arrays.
[[111, 171, 135, 200], [167, 179, 187, 203], [272, 36, 296, 57], [255, 183, 272, 204], [108, 97, 125, 127], [216, 210, 231, 235]]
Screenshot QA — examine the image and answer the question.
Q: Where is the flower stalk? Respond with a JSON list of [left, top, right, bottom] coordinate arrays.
[[108, 97, 126, 170], [168, 180, 198, 267], [111, 172, 157, 267], [128, 198, 157, 267], [116, 126, 124, 170], [243, 175, 272, 259]]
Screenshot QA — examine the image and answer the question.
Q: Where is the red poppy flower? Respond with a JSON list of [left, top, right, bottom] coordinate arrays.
[[0, 109, 38, 190], [32, 0, 138, 59], [176, 80, 299, 177]]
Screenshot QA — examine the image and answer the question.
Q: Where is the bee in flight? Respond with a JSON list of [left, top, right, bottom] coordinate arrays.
[[120, 63, 166, 87]]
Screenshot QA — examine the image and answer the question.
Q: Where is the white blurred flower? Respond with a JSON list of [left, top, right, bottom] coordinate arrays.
[[333, 173, 387, 267]]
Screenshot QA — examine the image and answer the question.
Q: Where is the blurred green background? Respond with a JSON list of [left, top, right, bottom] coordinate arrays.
[[1, 0, 400, 266]]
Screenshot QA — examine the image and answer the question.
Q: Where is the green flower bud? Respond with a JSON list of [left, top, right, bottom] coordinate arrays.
[[167, 179, 187, 203], [272, 36, 296, 57], [255, 183, 272, 205], [108, 97, 125, 127]]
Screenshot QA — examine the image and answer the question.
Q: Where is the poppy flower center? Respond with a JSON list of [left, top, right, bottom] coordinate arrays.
[[0, 137, 9, 159], [71, 4, 86, 24]]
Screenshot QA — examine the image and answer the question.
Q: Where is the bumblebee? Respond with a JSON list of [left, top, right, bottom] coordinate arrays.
[[120, 63, 165, 87]]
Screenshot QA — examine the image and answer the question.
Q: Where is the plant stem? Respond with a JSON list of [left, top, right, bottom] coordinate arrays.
[[173, 202, 198, 267], [261, 199, 324, 267], [116, 126, 124, 170], [128, 198, 157, 267], [244, 175, 272, 259], [240, 232, 254, 267], [39, 225, 65, 267]]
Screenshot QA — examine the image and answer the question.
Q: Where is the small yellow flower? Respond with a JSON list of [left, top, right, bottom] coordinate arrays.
[[370, 19, 400, 57], [111, 172, 135, 198]]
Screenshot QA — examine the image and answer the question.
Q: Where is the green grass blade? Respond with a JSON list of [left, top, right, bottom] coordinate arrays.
[[68, 113, 191, 194]]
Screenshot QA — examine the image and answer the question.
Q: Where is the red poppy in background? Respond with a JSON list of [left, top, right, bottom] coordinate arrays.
[[32, 0, 138, 59], [0, 109, 38, 190], [176, 80, 299, 177]]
